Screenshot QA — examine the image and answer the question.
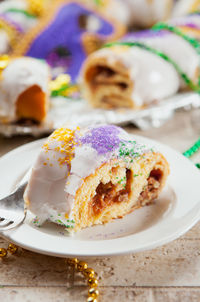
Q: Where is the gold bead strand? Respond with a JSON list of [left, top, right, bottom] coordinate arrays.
[[66, 258, 100, 302], [0, 247, 100, 301], [0, 243, 18, 258]]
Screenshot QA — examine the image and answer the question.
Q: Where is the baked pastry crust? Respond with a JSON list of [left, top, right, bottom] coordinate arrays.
[[24, 125, 170, 232]]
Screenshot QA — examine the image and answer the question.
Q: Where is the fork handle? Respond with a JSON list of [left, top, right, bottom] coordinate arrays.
[[0, 182, 27, 209]]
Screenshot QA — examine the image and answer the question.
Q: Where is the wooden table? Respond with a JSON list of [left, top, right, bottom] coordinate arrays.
[[0, 111, 200, 302]]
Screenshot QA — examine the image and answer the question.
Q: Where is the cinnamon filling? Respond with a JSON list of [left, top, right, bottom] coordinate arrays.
[[86, 65, 128, 90], [16, 85, 46, 122], [91, 168, 163, 216], [138, 169, 163, 205], [93, 66, 117, 79], [91, 169, 132, 216]]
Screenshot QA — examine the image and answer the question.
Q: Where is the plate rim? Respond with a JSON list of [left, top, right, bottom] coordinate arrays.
[[1, 134, 200, 257]]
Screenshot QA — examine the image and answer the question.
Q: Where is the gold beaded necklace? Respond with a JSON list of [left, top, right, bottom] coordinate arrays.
[[0, 244, 100, 302]]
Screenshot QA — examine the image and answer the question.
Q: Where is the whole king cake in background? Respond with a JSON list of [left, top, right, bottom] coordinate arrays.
[[24, 125, 169, 232], [0, 56, 50, 124], [173, 0, 200, 17], [8, 0, 175, 81], [0, 0, 45, 54], [0, 0, 199, 130], [12, 0, 126, 81], [81, 2, 200, 109]]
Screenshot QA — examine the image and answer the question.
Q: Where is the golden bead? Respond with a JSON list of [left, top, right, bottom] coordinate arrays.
[[88, 288, 99, 298], [0, 248, 7, 258], [83, 268, 95, 278], [87, 297, 98, 302], [88, 277, 98, 288], [0, 55, 10, 70], [7, 244, 18, 254], [77, 261, 88, 272], [66, 258, 78, 267]]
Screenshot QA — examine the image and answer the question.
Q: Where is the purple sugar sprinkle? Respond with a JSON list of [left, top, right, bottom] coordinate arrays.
[[81, 125, 121, 155], [0, 14, 24, 33], [174, 22, 200, 29], [123, 29, 168, 41]]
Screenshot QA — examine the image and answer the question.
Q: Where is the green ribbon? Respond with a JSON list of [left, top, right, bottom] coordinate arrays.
[[4, 8, 36, 19], [152, 22, 200, 55], [51, 83, 78, 97], [153, 22, 200, 87], [183, 137, 200, 158], [51, 84, 72, 97], [183, 137, 200, 168], [103, 41, 200, 93]]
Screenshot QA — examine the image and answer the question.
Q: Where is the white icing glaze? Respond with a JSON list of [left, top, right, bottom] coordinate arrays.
[[0, 0, 27, 14], [124, 31, 199, 88], [0, 57, 49, 122], [0, 30, 10, 54], [170, 14, 200, 28], [0, 0, 37, 34], [105, 0, 131, 26], [172, 0, 199, 17], [87, 46, 179, 107], [124, 0, 172, 27], [25, 125, 150, 228], [4, 11, 37, 31]]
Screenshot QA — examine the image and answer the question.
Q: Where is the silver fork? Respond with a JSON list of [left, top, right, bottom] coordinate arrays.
[[0, 168, 31, 231]]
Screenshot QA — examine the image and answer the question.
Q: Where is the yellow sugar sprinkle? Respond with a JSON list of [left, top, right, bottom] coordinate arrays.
[[54, 146, 60, 152], [42, 127, 80, 168], [43, 162, 47, 166], [50, 163, 53, 167], [65, 213, 69, 219]]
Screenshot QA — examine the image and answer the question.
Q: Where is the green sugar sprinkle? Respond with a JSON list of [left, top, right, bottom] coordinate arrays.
[[56, 219, 74, 229], [118, 177, 126, 185], [56, 219, 63, 224], [66, 219, 75, 223]]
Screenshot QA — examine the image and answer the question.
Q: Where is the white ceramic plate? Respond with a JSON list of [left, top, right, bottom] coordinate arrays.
[[1, 135, 200, 257], [0, 92, 200, 136]]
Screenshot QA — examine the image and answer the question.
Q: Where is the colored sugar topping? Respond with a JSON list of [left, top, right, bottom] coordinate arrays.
[[124, 29, 168, 41], [41, 125, 151, 170], [81, 125, 121, 155], [178, 22, 200, 29], [118, 141, 148, 159], [43, 127, 80, 167]]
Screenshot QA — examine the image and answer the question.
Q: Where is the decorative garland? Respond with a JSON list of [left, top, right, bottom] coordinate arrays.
[[183, 137, 200, 168], [103, 41, 200, 93], [0, 244, 100, 302]]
